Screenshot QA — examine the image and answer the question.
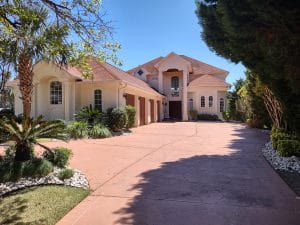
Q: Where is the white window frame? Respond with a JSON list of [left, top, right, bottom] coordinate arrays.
[[50, 81, 62, 105]]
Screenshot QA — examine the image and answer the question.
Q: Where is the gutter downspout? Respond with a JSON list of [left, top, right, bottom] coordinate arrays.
[[118, 81, 127, 108]]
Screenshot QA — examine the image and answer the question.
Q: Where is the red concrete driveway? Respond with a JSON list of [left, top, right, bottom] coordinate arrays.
[[55, 122, 300, 225]]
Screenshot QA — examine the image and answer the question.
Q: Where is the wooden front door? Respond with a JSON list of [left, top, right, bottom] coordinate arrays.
[[139, 97, 146, 125], [157, 100, 161, 121], [169, 101, 182, 120], [126, 94, 135, 106], [150, 99, 154, 123]]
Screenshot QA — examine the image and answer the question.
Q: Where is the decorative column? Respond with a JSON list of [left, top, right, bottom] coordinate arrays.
[[64, 82, 70, 121], [158, 69, 163, 94], [182, 69, 188, 121]]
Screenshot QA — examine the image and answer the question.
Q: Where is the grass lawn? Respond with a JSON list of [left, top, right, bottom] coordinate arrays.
[[0, 185, 90, 225]]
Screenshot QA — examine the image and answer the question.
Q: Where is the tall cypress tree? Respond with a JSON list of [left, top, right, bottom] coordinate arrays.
[[196, 0, 300, 135]]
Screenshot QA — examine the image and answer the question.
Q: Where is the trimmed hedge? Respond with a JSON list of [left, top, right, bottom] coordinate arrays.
[[277, 140, 300, 157], [271, 128, 296, 150], [106, 107, 127, 132], [197, 114, 220, 121]]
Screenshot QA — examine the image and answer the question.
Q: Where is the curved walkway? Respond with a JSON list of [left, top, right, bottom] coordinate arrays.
[[55, 122, 300, 225]]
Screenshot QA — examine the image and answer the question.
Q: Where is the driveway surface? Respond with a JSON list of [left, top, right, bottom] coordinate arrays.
[[54, 122, 300, 225]]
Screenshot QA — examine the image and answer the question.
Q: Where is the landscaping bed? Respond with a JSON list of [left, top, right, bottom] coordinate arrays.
[[262, 141, 300, 196], [0, 185, 90, 225]]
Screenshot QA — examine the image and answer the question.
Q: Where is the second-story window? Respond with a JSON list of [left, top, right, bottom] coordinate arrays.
[[200, 96, 205, 107], [171, 76, 179, 97], [209, 96, 213, 107]]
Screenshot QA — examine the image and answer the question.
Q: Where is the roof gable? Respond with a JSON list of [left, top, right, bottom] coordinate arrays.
[[189, 74, 231, 87]]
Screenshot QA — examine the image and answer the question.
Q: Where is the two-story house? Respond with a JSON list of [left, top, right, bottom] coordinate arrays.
[[8, 52, 230, 126]]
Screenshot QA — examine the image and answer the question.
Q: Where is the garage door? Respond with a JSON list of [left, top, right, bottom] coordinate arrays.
[[139, 97, 146, 125], [150, 99, 154, 123], [126, 94, 135, 106]]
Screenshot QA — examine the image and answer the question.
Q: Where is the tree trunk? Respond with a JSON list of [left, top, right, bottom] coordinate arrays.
[[14, 141, 34, 161], [18, 51, 33, 120]]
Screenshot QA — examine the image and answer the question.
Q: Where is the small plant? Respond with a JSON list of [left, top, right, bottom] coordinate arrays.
[[0, 115, 68, 161], [58, 168, 74, 180], [277, 140, 300, 157], [222, 111, 230, 121], [67, 121, 89, 139], [75, 105, 102, 126], [43, 147, 73, 168], [197, 114, 220, 121], [106, 107, 127, 132], [124, 105, 136, 129], [22, 158, 54, 178], [0, 161, 24, 182], [89, 124, 112, 139], [189, 109, 198, 120]]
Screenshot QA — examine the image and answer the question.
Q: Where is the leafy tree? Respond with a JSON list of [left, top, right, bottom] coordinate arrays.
[[0, 0, 120, 119], [196, 0, 300, 135]]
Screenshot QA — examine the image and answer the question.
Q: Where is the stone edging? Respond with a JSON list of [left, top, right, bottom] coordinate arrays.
[[0, 168, 89, 196], [262, 141, 300, 173]]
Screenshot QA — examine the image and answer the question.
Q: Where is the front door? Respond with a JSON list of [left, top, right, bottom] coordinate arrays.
[[169, 101, 182, 120]]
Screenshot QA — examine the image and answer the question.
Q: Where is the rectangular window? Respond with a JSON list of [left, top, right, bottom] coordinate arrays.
[[200, 96, 205, 107], [188, 99, 193, 111], [209, 96, 213, 107], [50, 81, 62, 105]]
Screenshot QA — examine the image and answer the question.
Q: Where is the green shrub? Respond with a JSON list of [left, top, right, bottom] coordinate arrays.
[[0, 108, 14, 119], [3, 145, 16, 162], [0, 161, 24, 182], [58, 168, 74, 180], [43, 147, 73, 168], [106, 107, 127, 132], [189, 110, 198, 120], [23, 158, 53, 178], [277, 140, 300, 157], [271, 128, 296, 150], [89, 124, 112, 139], [75, 105, 102, 126], [197, 114, 220, 121], [124, 105, 136, 129], [222, 111, 230, 121], [67, 121, 88, 139]]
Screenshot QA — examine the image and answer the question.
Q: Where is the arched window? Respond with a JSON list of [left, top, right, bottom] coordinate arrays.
[[50, 81, 62, 105], [209, 96, 213, 107], [94, 89, 102, 111], [200, 96, 205, 107], [171, 76, 179, 97], [220, 98, 225, 112], [188, 98, 193, 111]]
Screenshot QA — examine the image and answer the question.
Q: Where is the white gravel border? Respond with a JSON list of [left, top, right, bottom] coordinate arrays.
[[262, 141, 300, 173], [0, 168, 89, 196]]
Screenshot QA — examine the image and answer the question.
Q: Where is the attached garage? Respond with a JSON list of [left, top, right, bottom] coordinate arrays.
[[150, 99, 155, 123], [139, 97, 146, 125]]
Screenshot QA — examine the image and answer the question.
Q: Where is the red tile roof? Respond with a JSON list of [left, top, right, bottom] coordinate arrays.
[[188, 74, 231, 87], [127, 53, 228, 76]]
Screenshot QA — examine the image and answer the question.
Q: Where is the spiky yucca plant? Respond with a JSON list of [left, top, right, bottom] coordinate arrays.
[[0, 116, 68, 161]]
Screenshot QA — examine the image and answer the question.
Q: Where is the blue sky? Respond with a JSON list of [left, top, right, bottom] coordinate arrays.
[[102, 0, 246, 85]]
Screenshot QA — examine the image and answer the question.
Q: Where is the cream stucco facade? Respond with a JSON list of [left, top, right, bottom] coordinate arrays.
[[9, 52, 230, 125]]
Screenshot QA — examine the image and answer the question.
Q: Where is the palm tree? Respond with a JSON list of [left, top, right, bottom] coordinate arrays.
[[0, 116, 68, 161], [1, 4, 70, 120]]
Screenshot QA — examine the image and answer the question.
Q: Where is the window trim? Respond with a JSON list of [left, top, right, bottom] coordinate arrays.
[[200, 96, 205, 108], [94, 89, 102, 111], [209, 96, 213, 107], [50, 81, 62, 105], [171, 76, 180, 97], [220, 98, 225, 112]]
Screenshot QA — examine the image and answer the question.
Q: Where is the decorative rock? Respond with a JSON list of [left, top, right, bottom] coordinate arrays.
[[262, 141, 300, 173], [0, 167, 89, 196]]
